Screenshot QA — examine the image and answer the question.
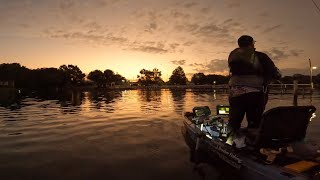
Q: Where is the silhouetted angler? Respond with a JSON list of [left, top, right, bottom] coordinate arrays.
[[227, 35, 281, 145]]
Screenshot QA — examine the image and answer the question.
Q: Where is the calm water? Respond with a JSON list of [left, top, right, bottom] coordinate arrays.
[[0, 89, 320, 179]]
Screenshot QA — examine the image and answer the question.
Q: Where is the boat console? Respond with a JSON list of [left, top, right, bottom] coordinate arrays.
[[188, 105, 230, 141]]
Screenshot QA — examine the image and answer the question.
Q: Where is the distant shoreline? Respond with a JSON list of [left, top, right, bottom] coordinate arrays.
[[1, 83, 317, 92]]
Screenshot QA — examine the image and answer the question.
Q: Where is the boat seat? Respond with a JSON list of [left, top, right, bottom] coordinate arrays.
[[247, 106, 316, 149]]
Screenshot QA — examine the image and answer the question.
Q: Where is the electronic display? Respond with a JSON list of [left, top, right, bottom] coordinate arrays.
[[216, 105, 230, 115]]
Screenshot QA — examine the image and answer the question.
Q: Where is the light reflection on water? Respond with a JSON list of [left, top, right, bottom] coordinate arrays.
[[0, 89, 319, 179]]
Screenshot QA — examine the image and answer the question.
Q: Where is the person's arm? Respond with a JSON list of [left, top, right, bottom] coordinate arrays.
[[259, 52, 282, 84]]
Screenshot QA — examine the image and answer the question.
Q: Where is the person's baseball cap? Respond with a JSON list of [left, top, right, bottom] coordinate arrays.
[[238, 35, 255, 47]]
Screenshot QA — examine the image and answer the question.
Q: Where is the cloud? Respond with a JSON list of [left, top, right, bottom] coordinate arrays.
[[19, 23, 29, 28], [59, 0, 118, 10], [145, 22, 157, 33], [223, 18, 233, 24], [91, 0, 110, 7], [83, 21, 108, 33], [129, 46, 168, 54], [171, 60, 186, 66], [45, 29, 128, 45], [190, 59, 229, 74], [149, 23, 157, 30], [201, 7, 211, 13], [35, 2, 248, 56], [86, 0, 122, 8], [128, 41, 179, 54], [189, 62, 205, 67], [184, 2, 198, 8], [169, 10, 239, 43], [175, 23, 199, 32], [0, 0, 30, 9], [226, 1, 241, 8], [265, 48, 304, 61], [128, 41, 167, 53], [290, 50, 303, 57], [192, 23, 237, 45], [170, 10, 191, 19], [263, 24, 282, 33], [173, 18, 241, 45], [183, 41, 195, 46], [221, 18, 241, 28], [259, 12, 269, 17], [60, 0, 75, 10], [45, 26, 182, 54], [169, 43, 180, 50], [196, 24, 227, 36], [205, 59, 229, 74], [128, 41, 181, 54], [83, 21, 102, 29]]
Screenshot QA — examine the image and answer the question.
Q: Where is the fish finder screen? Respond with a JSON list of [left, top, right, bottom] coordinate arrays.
[[217, 106, 230, 115]]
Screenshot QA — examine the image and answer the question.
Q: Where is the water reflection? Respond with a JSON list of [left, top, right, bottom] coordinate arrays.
[[138, 90, 162, 113], [169, 89, 186, 114], [0, 88, 21, 109], [0, 90, 320, 179], [84, 90, 122, 113], [87, 91, 121, 103], [138, 89, 162, 102], [58, 90, 84, 106]]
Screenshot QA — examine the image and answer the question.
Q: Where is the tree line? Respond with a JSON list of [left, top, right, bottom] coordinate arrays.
[[0, 63, 126, 89], [1, 63, 320, 89]]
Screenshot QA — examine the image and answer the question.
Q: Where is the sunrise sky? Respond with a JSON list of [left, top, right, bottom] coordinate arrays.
[[1, 0, 320, 81]]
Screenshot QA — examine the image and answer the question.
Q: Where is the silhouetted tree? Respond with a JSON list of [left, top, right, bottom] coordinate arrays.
[[87, 70, 105, 87], [113, 74, 126, 85], [292, 74, 310, 84], [152, 68, 163, 85], [0, 63, 69, 88], [32, 68, 65, 88], [59, 65, 85, 85], [0, 63, 31, 88], [138, 68, 164, 86], [280, 76, 294, 84], [206, 74, 229, 84], [0, 63, 22, 80], [168, 66, 188, 85], [191, 73, 206, 85], [103, 69, 115, 86], [314, 73, 320, 85], [16, 67, 31, 88], [102, 69, 126, 86], [190, 73, 229, 85]]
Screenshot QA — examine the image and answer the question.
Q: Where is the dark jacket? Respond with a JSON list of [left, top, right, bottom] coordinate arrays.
[[255, 51, 281, 85], [228, 48, 281, 87]]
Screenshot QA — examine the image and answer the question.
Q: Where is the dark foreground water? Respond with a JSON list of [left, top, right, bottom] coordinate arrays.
[[0, 89, 319, 180]]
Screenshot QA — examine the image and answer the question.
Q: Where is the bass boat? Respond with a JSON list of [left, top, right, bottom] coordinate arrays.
[[182, 105, 320, 180]]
